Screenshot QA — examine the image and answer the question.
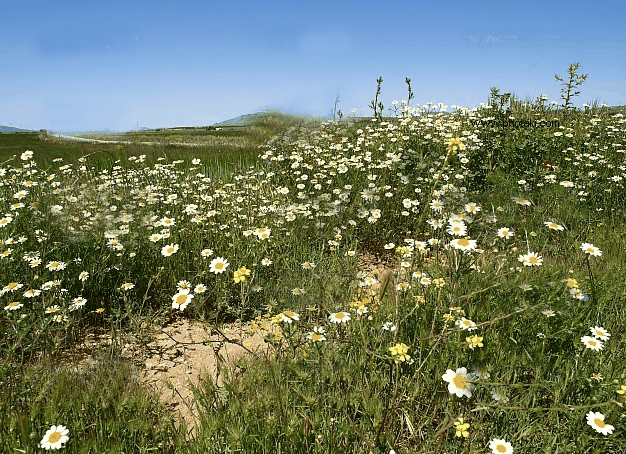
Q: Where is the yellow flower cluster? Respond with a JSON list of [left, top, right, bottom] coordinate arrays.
[[350, 295, 379, 314], [233, 266, 251, 283], [395, 245, 412, 256], [566, 278, 579, 288], [433, 277, 446, 288], [447, 137, 465, 153], [389, 343, 411, 363], [466, 334, 484, 350], [454, 417, 470, 438]]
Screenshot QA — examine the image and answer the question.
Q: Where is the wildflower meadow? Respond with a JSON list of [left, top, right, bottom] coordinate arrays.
[[1, 68, 625, 453]]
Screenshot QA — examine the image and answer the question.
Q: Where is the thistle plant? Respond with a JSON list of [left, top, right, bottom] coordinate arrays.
[[405, 77, 415, 109], [369, 76, 384, 122], [555, 62, 589, 112], [330, 92, 343, 122]]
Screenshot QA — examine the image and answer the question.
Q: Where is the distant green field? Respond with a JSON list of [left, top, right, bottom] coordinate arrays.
[[0, 112, 319, 171]]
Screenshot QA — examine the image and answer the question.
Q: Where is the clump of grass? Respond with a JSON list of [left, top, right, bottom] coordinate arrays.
[[0, 351, 186, 452]]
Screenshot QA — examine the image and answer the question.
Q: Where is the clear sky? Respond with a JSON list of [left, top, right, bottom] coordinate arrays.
[[1, 0, 624, 132]]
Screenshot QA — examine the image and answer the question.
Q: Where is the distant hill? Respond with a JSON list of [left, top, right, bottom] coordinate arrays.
[[211, 109, 335, 127], [0, 125, 35, 133]]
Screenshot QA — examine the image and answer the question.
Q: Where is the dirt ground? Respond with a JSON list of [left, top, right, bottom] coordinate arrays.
[[57, 318, 277, 441]]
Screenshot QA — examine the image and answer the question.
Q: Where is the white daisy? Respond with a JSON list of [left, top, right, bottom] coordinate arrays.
[[161, 243, 179, 257], [464, 203, 481, 213], [209, 257, 229, 274], [281, 310, 300, 323], [70, 297, 87, 310], [447, 223, 467, 236], [40, 424, 69, 450], [580, 243, 602, 257], [4, 301, 23, 311], [172, 290, 194, 311], [307, 326, 326, 342], [382, 321, 397, 331], [46, 261, 67, 271], [329, 312, 351, 324], [442, 367, 474, 398], [430, 199, 444, 212], [23, 289, 42, 298], [544, 221, 564, 231], [590, 326, 610, 341], [456, 317, 477, 331], [488, 438, 513, 453], [450, 238, 477, 252], [581, 335, 604, 351], [518, 252, 543, 266], [586, 411, 614, 435]]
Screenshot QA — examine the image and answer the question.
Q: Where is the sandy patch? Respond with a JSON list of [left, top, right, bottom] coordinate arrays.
[[53, 318, 277, 441]]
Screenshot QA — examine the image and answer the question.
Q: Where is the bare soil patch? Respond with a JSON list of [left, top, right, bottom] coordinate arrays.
[[51, 318, 278, 441]]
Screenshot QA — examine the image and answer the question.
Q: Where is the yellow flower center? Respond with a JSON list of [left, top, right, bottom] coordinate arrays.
[[335, 313, 345, 319], [8, 282, 18, 290], [594, 418, 605, 428], [452, 373, 467, 389], [589, 340, 597, 346], [596, 330, 605, 337], [457, 239, 470, 247], [8, 302, 19, 308], [529, 256, 539, 264], [215, 263, 223, 270], [496, 444, 507, 453], [587, 248, 595, 253], [50, 261, 59, 268], [176, 295, 187, 304], [311, 334, 322, 341], [48, 432, 61, 443], [284, 311, 295, 318]]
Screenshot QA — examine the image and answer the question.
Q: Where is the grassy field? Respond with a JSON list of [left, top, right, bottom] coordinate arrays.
[[1, 83, 625, 453]]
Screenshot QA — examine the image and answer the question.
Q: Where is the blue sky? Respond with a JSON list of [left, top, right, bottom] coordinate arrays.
[[1, 0, 624, 132]]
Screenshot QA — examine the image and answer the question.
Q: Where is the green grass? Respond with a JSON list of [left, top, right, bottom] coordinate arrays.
[[1, 87, 626, 453], [0, 114, 311, 173]]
